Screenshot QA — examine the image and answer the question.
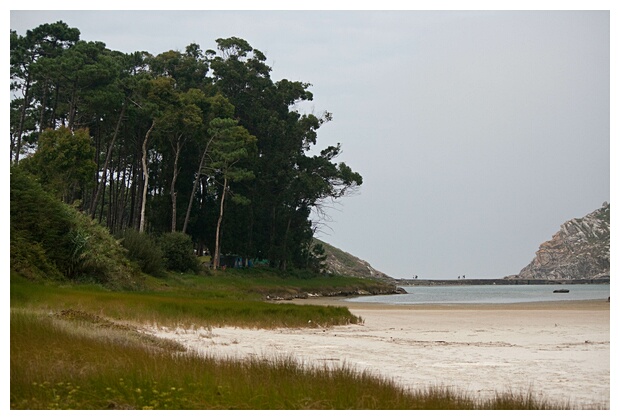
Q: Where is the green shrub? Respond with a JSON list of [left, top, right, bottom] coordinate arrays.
[[68, 214, 140, 289], [158, 232, 198, 273], [117, 229, 165, 276], [10, 166, 75, 275], [10, 166, 141, 289], [10, 229, 64, 282]]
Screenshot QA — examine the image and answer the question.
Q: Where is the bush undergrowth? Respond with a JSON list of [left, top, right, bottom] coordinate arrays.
[[117, 229, 165, 276], [158, 232, 199, 273], [10, 167, 141, 289]]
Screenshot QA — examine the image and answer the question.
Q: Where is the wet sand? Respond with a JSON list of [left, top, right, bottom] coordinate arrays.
[[145, 298, 610, 408]]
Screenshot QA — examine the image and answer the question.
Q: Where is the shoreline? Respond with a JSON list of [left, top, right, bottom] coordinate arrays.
[[146, 297, 610, 408], [281, 296, 610, 311]]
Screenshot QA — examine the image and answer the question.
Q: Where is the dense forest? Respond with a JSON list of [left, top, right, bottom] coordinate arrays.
[[10, 21, 362, 275]]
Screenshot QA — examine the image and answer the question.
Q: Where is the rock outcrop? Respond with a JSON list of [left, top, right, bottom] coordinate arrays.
[[514, 203, 610, 280], [313, 239, 392, 280]]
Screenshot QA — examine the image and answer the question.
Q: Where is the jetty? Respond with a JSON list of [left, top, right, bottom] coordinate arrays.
[[396, 278, 609, 286]]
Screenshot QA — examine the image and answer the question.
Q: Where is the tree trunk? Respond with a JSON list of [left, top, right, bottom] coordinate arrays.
[[118, 163, 130, 231], [280, 215, 292, 271], [139, 121, 155, 233], [14, 75, 31, 164], [37, 79, 48, 134], [269, 205, 278, 268], [213, 177, 228, 269], [182, 136, 214, 233], [170, 134, 183, 232], [98, 176, 106, 224], [90, 102, 126, 218], [67, 81, 78, 131], [50, 84, 60, 129], [107, 167, 115, 228], [129, 158, 138, 230]]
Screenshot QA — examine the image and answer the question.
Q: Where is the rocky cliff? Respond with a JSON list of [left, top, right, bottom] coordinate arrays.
[[314, 239, 392, 280], [514, 203, 610, 280]]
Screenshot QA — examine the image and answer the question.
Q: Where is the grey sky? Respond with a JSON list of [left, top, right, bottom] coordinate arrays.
[[9, 5, 613, 279]]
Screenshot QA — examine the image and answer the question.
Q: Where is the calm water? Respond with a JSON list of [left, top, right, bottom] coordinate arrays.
[[345, 284, 610, 305]]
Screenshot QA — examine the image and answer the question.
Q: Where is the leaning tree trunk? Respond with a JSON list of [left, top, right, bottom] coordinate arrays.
[[182, 136, 214, 233], [170, 134, 182, 232], [213, 177, 228, 269], [139, 121, 155, 233], [90, 102, 126, 218], [13, 75, 31, 164]]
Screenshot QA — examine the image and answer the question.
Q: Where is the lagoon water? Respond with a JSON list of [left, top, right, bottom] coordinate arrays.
[[346, 283, 610, 305]]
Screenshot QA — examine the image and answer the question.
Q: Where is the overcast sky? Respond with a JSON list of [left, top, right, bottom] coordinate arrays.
[[8, 3, 614, 279]]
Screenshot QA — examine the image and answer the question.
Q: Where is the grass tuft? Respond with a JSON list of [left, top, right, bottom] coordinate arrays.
[[11, 272, 598, 410], [10, 308, 586, 410]]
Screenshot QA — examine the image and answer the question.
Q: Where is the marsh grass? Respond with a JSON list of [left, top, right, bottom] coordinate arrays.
[[10, 276, 361, 329], [10, 273, 591, 410], [158, 268, 397, 299], [11, 309, 581, 410]]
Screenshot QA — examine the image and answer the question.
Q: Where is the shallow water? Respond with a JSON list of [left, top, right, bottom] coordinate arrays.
[[346, 283, 610, 305]]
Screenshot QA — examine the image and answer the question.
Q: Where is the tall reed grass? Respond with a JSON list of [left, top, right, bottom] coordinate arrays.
[[10, 277, 361, 329], [11, 309, 578, 410], [11, 274, 590, 410]]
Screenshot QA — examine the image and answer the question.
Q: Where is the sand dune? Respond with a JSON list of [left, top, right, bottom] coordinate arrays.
[[144, 299, 610, 409]]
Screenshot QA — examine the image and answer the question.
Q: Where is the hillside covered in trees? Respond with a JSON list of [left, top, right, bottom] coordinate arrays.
[[10, 21, 362, 276]]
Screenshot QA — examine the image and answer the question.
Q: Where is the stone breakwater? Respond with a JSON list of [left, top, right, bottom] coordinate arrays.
[[398, 278, 609, 286]]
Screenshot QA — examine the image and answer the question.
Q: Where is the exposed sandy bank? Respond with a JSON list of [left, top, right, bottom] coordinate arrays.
[[144, 299, 610, 408]]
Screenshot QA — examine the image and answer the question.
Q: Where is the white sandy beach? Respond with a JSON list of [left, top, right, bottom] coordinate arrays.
[[144, 299, 610, 409]]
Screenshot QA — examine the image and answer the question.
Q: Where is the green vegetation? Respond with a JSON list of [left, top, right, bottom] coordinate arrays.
[[11, 22, 362, 271], [11, 272, 588, 410], [158, 232, 200, 273], [116, 229, 165, 276], [9, 22, 588, 409], [22, 126, 96, 204], [9, 147, 584, 411], [9, 308, 394, 409], [10, 166, 139, 289], [10, 273, 363, 329], [314, 238, 389, 279]]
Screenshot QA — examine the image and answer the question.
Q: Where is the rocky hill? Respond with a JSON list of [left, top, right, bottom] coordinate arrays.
[[313, 239, 393, 280], [513, 203, 610, 280]]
